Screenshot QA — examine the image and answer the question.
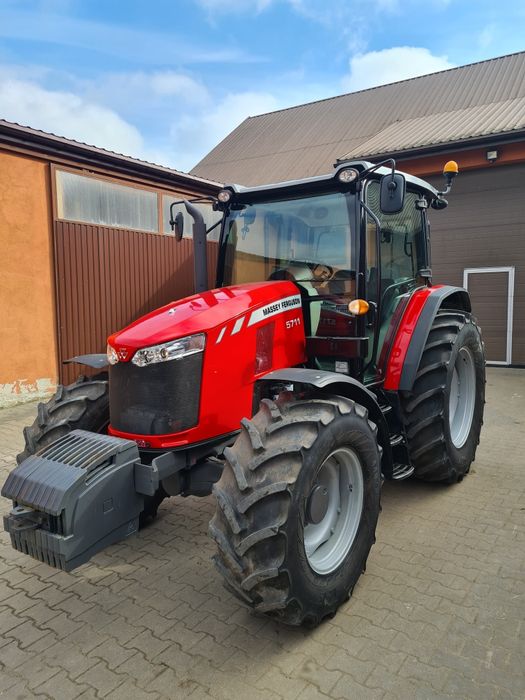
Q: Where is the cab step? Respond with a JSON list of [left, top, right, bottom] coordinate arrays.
[[389, 434, 405, 447], [392, 463, 415, 481]]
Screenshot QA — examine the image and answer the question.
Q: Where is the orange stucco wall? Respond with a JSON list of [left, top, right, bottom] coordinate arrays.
[[0, 150, 57, 406]]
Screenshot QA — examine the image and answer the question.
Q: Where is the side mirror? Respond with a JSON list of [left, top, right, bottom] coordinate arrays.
[[173, 211, 184, 242], [380, 173, 406, 214]]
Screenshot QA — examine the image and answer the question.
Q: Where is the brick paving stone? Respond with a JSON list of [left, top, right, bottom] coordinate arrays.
[[147, 668, 195, 697], [0, 369, 524, 699], [0, 639, 36, 670], [34, 670, 89, 700], [88, 639, 136, 670], [40, 639, 99, 679], [124, 628, 171, 661], [106, 678, 161, 700], [295, 658, 342, 695], [76, 661, 126, 697], [331, 674, 385, 699], [5, 619, 49, 649], [114, 652, 162, 686]]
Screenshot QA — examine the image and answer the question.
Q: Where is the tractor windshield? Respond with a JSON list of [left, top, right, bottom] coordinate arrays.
[[221, 191, 355, 290]]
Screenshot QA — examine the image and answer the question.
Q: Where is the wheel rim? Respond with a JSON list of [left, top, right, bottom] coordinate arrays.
[[449, 346, 476, 449], [303, 447, 364, 575]]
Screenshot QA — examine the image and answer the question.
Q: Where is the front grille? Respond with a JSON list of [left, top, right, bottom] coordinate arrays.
[[109, 353, 203, 435]]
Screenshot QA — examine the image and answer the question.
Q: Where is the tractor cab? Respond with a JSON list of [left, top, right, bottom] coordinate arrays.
[[215, 161, 440, 383]]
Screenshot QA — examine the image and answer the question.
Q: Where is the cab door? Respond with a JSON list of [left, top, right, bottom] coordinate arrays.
[[364, 182, 428, 382]]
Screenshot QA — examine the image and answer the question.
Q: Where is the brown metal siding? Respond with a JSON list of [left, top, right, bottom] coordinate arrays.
[[54, 221, 219, 384], [466, 272, 509, 362], [428, 164, 525, 364]]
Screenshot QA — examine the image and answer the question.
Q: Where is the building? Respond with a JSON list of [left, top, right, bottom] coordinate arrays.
[[192, 52, 525, 366], [0, 120, 220, 407]]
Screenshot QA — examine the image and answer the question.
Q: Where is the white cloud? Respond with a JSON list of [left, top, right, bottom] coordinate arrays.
[[0, 7, 256, 64], [149, 73, 209, 103], [85, 70, 210, 113], [0, 63, 286, 171], [478, 24, 495, 49], [170, 90, 282, 169], [0, 72, 146, 157], [342, 47, 455, 92]]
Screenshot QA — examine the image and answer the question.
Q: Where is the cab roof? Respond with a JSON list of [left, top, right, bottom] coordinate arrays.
[[226, 161, 440, 201]]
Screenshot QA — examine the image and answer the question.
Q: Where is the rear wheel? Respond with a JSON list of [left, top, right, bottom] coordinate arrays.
[[18, 374, 166, 523], [209, 394, 381, 627], [401, 310, 485, 483]]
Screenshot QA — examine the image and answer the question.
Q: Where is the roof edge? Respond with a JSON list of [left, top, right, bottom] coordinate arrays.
[[338, 129, 525, 164], [0, 119, 222, 193]]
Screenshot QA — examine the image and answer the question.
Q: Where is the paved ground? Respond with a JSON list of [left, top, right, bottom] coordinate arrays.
[[0, 368, 523, 700]]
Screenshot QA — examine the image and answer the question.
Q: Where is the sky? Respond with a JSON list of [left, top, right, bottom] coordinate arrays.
[[0, 0, 524, 172]]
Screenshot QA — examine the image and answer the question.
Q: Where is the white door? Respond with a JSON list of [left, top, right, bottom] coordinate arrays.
[[463, 267, 515, 365]]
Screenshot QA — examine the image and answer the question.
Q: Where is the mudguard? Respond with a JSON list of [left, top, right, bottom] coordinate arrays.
[[63, 353, 109, 369], [257, 367, 394, 478], [384, 285, 471, 392]]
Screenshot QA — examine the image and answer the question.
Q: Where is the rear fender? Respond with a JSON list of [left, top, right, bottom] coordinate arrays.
[[384, 285, 471, 392], [256, 367, 393, 478]]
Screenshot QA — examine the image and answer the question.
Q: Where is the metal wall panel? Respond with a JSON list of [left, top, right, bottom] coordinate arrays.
[[54, 221, 219, 384], [465, 271, 509, 362], [428, 164, 525, 364]]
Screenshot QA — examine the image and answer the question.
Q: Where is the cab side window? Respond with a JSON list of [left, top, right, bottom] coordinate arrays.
[[367, 182, 425, 289]]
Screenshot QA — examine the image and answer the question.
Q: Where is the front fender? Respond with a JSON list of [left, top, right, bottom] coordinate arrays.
[[256, 367, 393, 478], [63, 353, 109, 369]]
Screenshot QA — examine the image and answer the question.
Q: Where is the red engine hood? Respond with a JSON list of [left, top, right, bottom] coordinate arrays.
[[108, 280, 300, 355]]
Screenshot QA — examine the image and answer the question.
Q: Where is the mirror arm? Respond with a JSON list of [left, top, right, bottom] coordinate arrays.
[[169, 196, 217, 230], [360, 158, 396, 181], [436, 183, 453, 197], [205, 219, 223, 237]]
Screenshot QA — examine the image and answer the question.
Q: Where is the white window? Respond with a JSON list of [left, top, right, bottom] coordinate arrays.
[[56, 170, 158, 232]]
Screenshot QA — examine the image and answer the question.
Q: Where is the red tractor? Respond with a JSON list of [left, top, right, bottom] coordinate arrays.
[[2, 159, 485, 626]]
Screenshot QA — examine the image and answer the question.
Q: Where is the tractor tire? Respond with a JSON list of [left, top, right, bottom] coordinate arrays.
[[17, 373, 166, 524], [209, 394, 381, 627], [17, 373, 110, 463], [401, 310, 485, 483]]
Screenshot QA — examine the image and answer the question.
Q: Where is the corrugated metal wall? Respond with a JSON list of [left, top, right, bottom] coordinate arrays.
[[429, 163, 525, 364], [54, 221, 219, 384]]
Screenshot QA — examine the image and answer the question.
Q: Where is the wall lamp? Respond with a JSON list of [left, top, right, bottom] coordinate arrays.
[[486, 149, 498, 162]]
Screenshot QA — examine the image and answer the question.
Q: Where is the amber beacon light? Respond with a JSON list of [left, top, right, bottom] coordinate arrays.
[[443, 160, 459, 185]]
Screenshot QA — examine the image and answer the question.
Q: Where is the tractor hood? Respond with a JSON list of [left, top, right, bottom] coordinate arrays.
[[108, 280, 300, 357]]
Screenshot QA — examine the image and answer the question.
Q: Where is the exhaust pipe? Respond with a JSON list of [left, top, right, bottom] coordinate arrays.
[[184, 200, 208, 294]]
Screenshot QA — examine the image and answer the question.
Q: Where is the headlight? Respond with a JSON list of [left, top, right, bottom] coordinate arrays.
[[131, 333, 205, 367], [337, 167, 359, 183], [107, 343, 119, 365]]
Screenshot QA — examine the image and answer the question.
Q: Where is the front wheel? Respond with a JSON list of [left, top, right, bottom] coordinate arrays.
[[209, 394, 381, 627]]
